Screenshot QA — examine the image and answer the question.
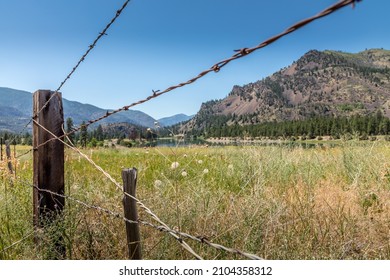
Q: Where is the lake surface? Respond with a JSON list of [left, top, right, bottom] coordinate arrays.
[[143, 138, 338, 149]]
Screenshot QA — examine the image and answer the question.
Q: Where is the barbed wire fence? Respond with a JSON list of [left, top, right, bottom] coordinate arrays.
[[1, 0, 362, 260], [0, 171, 264, 260]]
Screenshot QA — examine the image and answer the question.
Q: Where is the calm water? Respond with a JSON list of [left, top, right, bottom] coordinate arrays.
[[143, 138, 337, 149]]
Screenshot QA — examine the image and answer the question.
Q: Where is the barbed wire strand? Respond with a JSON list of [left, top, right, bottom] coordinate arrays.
[[0, 231, 35, 255], [1, 179, 200, 260], [10, 0, 132, 153], [31, 121, 263, 259], [30, 181, 262, 260], [44, 0, 362, 143], [30, 183, 202, 259], [57, 0, 131, 93], [32, 0, 132, 120], [15, 148, 33, 159], [139, 219, 263, 260], [31, 119, 204, 259], [3, 118, 34, 159]]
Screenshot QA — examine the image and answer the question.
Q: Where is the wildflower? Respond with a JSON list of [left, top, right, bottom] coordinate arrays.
[[181, 171, 188, 177], [154, 180, 163, 188], [171, 162, 179, 169], [197, 160, 203, 164], [203, 169, 209, 174]]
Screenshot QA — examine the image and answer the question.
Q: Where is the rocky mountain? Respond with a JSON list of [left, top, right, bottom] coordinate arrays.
[[0, 87, 158, 133], [185, 48, 390, 132]]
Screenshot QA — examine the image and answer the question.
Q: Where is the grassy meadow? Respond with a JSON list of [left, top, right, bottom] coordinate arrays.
[[1, 141, 390, 259]]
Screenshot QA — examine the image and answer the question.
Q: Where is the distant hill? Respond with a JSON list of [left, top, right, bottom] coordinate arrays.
[[158, 114, 193, 127], [0, 88, 33, 132], [0, 87, 156, 132], [184, 48, 390, 133]]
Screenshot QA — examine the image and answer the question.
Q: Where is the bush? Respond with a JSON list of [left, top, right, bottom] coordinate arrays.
[[342, 133, 353, 141], [359, 133, 369, 141], [88, 138, 98, 148], [332, 133, 341, 140], [119, 139, 133, 148]]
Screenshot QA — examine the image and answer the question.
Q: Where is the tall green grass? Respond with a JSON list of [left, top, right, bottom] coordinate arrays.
[[1, 142, 390, 259]]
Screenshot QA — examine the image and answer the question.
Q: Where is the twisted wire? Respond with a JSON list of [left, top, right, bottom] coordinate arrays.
[[30, 181, 262, 260], [32, 0, 132, 119], [32, 119, 203, 259]]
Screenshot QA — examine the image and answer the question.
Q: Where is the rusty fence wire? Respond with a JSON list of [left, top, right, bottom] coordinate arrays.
[[30, 0, 132, 131], [13, 0, 132, 159], [3, 170, 263, 260]]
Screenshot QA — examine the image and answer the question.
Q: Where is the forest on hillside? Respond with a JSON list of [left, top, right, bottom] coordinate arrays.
[[185, 111, 390, 140]]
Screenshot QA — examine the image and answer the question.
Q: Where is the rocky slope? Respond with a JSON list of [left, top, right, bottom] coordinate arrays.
[[185, 49, 390, 132]]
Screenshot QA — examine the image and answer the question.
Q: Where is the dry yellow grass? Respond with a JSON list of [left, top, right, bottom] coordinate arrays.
[[1, 142, 390, 259]]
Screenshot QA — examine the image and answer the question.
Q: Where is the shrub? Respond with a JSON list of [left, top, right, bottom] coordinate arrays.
[[359, 133, 368, 141]]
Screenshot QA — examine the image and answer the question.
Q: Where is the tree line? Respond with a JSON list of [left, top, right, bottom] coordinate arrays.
[[65, 118, 157, 148], [0, 118, 158, 148], [188, 111, 390, 140], [4, 112, 390, 146]]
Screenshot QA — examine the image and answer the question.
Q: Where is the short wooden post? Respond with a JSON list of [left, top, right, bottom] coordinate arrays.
[[33, 90, 65, 256], [122, 168, 142, 260], [5, 141, 13, 174]]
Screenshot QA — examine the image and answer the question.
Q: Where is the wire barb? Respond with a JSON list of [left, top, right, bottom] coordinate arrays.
[[234, 48, 250, 56]]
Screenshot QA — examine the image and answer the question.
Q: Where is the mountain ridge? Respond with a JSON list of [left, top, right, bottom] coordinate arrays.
[[158, 114, 194, 127], [0, 87, 190, 132], [183, 48, 390, 133]]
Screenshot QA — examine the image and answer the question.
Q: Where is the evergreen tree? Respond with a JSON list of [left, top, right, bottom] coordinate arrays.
[[96, 124, 104, 141], [66, 117, 75, 144], [80, 121, 88, 148]]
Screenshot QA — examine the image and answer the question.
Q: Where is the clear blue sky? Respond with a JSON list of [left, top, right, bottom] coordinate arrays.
[[0, 0, 389, 119]]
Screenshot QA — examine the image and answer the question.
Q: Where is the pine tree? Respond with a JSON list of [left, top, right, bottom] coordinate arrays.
[[80, 121, 88, 148], [96, 124, 104, 141], [66, 117, 75, 144]]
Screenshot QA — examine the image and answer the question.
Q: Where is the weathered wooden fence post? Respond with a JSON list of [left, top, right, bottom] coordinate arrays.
[[122, 168, 142, 260], [33, 90, 65, 257], [5, 141, 13, 174]]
